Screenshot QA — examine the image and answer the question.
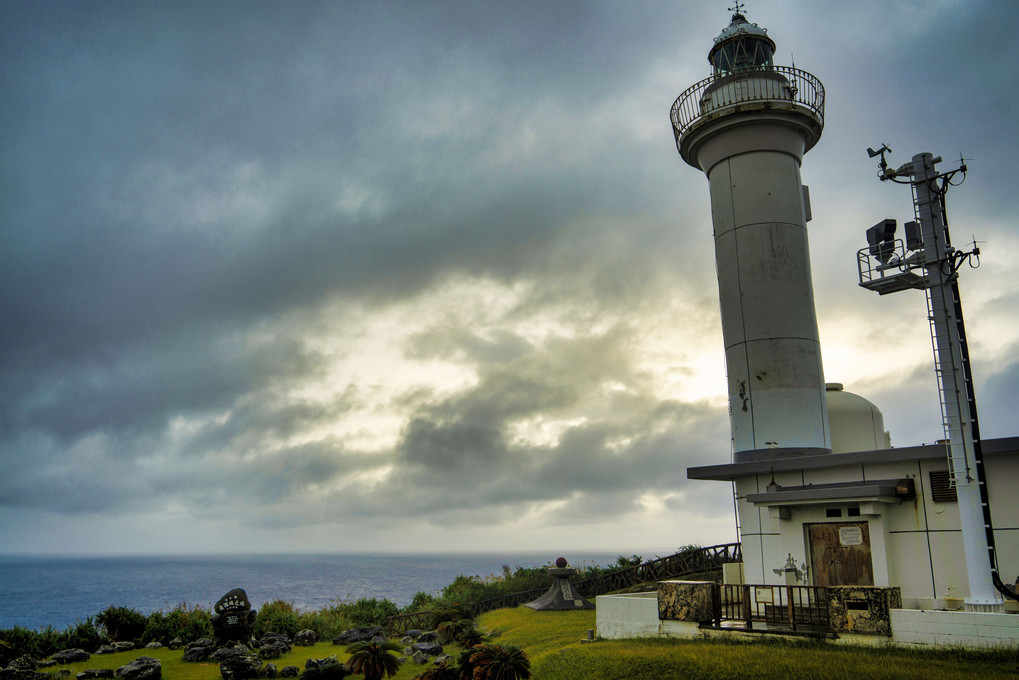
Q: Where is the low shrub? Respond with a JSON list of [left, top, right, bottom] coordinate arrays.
[[253, 600, 300, 639], [138, 603, 213, 645], [326, 598, 399, 628], [96, 606, 147, 642]]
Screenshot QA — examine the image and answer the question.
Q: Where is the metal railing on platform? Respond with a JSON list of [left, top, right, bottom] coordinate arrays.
[[670, 65, 825, 152], [713, 583, 831, 632]]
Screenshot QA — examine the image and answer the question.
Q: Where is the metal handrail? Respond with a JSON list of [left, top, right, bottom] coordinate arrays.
[[670, 65, 825, 152]]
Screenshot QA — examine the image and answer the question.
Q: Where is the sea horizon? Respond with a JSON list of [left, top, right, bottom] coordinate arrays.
[[0, 549, 661, 631]]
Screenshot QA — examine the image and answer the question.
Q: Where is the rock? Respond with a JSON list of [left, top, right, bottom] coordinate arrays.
[[292, 630, 316, 647], [260, 664, 277, 679], [331, 626, 382, 645], [0, 670, 36, 680], [182, 640, 215, 663], [95, 646, 118, 656], [433, 655, 453, 666], [112, 643, 134, 653], [411, 652, 429, 666], [6, 652, 37, 668], [278, 668, 299, 678], [185, 638, 214, 650], [143, 643, 162, 650], [51, 650, 90, 665], [401, 630, 423, 640], [167, 639, 183, 651], [218, 656, 262, 680], [303, 657, 337, 671], [415, 631, 438, 643], [114, 656, 161, 680], [256, 642, 288, 661], [7, 657, 38, 672], [210, 646, 251, 663], [398, 636, 414, 646], [54, 671, 71, 679], [410, 642, 442, 657], [76, 670, 114, 680]]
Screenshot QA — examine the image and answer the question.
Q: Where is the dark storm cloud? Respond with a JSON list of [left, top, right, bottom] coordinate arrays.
[[2, 0, 1016, 553]]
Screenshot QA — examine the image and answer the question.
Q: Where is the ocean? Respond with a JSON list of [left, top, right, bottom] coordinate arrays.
[[0, 552, 623, 631]]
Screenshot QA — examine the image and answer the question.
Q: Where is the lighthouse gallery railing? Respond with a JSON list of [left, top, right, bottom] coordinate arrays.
[[670, 65, 825, 152]]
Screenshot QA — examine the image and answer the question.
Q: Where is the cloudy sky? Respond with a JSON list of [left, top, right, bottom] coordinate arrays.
[[2, 0, 1017, 557]]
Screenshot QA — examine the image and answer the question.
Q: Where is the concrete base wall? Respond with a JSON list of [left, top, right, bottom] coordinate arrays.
[[596, 593, 1019, 649], [891, 609, 1019, 648], [596, 594, 702, 639]]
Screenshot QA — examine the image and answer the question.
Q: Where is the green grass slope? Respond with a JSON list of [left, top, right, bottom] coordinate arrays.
[[477, 607, 1019, 680]]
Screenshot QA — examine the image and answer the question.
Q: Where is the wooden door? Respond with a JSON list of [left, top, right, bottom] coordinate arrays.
[[807, 522, 874, 586]]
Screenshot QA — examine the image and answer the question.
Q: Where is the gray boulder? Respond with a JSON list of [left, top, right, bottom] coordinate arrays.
[[0, 671, 36, 680], [401, 630, 423, 640], [51, 650, 90, 665], [115, 656, 161, 680], [302, 657, 337, 671], [416, 631, 438, 643], [76, 670, 114, 680], [278, 668, 299, 678], [331, 626, 382, 645], [411, 652, 429, 665], [143, 643, 162, 650], [260, 663, 277, 679], [410, 642, 442, 657], [182, 640, 215, 663], [95, 647, 118, 656], [112, 643, 134, 653], [292, 630, 316, 647], [7, 657, 37, 672], [167, 639, 183, 651], [218, 656, 262, 680], [210, 646, 251, 663]]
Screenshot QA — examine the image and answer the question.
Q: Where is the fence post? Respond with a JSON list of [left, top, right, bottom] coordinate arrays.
[[787, 586, 795, 631], [742, 586, 753, 630]]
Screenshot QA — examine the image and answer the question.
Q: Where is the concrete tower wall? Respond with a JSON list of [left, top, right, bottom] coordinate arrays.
[[697, 119, 829, 455]]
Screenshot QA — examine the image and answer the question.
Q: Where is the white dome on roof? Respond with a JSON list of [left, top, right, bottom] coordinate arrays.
[[826, 383, 892, 453]]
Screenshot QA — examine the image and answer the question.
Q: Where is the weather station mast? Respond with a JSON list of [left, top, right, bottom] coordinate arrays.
[[857, 148, 1010, 611], [670, 3, 829, 460]]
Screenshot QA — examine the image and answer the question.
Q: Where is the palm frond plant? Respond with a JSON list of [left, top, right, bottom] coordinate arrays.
[[345, 639, 402, 680], [411, 661, 460, 680], [468, 643, 530, 680]]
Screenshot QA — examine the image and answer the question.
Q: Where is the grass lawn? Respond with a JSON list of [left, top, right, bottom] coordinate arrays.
[[477, 607, 1019, 680], [45, 609, 1019, 680], [43, 641, 450, 680]]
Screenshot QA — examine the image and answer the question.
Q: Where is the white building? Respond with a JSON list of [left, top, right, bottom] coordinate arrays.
[[598, 8, 1018, 647]]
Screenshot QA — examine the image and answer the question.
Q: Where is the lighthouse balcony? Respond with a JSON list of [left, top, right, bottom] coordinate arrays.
[[670, 65, 824, 152]]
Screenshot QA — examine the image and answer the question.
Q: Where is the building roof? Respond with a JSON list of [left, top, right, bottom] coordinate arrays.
[[686, 436, 1019, 482]]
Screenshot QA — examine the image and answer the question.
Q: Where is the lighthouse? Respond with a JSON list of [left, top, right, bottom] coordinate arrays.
[[671, 7, 829, 459]]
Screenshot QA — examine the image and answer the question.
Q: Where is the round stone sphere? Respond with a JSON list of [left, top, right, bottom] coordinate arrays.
[[555, 557, 568, 568]]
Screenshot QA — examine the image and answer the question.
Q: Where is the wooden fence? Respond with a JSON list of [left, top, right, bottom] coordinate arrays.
[[387, 542, 741, 634]]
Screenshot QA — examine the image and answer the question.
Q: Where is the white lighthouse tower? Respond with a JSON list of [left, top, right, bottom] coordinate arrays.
[[671, 7, 829, 459]]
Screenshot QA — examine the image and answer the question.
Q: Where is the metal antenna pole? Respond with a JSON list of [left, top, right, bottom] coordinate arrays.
[[909, 153, 1001, 611], [857, 150, 1010, 609]]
